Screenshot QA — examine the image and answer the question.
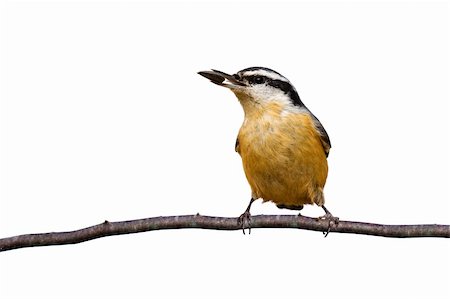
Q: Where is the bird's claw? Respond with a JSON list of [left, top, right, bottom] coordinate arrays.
[[238, 211, 252, 235], [316, 213, 339, 237]]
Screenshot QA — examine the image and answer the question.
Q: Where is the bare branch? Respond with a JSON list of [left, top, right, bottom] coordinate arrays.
[[1, 215, 449, 252]]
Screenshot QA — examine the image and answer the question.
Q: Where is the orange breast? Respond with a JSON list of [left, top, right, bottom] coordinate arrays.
[[237, 105, 328, 206]]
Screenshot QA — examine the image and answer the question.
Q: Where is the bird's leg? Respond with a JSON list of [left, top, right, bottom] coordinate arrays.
[[238, 198, 255, 235], [317, 205, 339, 237]]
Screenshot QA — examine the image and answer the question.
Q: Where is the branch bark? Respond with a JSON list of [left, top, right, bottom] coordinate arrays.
[[1, 214, 449, 252]]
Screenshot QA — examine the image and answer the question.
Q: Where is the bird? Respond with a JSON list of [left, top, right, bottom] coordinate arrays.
[[198, 67, 338, 235]]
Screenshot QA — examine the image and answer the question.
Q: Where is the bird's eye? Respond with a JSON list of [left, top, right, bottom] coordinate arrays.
[[254, 76, 264, 84]]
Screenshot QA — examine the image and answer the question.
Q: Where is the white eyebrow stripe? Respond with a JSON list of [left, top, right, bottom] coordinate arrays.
[[241, 70, 289, 82]]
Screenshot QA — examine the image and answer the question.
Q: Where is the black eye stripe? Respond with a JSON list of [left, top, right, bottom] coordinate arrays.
[[242, 75, 301, 105], [244, 75, 292, 92], [245, 75, 287, 85], [268, 79, 292, 93]]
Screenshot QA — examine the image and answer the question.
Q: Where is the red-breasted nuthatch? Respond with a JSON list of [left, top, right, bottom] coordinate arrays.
[[199, 67, 337, 234]]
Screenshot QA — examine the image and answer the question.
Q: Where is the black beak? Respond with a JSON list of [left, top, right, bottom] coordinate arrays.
[[198, 69, 245, 88]]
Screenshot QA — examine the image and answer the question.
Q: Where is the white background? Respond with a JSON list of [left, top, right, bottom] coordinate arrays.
[[0, 1, 449, 298]]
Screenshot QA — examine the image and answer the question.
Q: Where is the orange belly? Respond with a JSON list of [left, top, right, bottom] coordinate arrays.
[[237, 109, 328, 207]]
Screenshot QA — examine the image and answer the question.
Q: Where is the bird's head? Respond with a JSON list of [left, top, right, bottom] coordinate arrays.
[[198, 67, 304, 113]]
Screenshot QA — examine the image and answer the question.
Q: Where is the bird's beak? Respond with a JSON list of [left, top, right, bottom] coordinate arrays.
[[198, 69, 246, 89]]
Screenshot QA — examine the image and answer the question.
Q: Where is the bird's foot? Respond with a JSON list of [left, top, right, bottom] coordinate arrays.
[[237, 210, 252, 235], [316, 212, 339, 237]]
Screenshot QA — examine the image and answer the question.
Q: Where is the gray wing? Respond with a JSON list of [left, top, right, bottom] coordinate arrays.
[[308, 110, 331, 158]]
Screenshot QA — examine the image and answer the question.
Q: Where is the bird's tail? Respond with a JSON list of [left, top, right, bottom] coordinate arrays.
[[312, 187, 325, 206]]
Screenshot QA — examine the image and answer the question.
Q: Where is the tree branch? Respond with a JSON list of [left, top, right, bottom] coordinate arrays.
[[1, 214, 449, 252]]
